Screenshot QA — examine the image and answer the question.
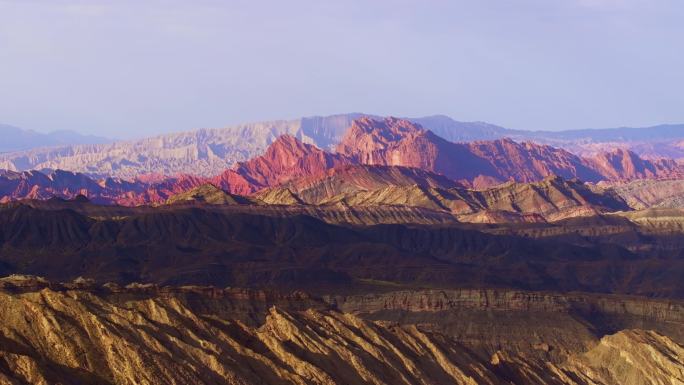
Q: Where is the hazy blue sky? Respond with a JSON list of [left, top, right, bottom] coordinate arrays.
[[1, 0, 683, 138]]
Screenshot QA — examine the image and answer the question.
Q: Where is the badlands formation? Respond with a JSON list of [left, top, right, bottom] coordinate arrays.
[[1, 117, 684, 384]]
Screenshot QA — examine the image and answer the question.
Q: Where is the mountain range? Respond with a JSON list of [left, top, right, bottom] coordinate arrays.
[[2, 116, 684, 384], [0, 124, 109, 153], [1, 113, 682, 178], [2, 184, 684, 384], [2, 118, 683, 220]]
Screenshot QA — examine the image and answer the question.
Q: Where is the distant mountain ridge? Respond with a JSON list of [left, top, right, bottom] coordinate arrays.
[[1, 118, 681, 220], [0, 124, 110, 153], [0, 115, 365, 178], [337, 117, 683, 187], [2, 113, 682, 178], [527, 123, 684, 142]]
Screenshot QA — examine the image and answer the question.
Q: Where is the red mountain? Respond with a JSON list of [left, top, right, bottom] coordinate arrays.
[[209, 170, 254, 195], [2, 118, 683, 206], [0, 136, 353, 205], [587, 148, 684, 181], [465, 138, 603, 185], [337, 117, 682, 187], [118, 135, 351, 202], [336, 117, 498, 185], [230, 135, 353, 189]]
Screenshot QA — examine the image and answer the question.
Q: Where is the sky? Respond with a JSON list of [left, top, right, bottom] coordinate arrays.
[[0, 0, 683, 139]]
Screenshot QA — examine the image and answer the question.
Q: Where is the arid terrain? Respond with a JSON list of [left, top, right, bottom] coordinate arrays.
[[4, 0, 684, 380], [1, 116, 684, 384], [0, 276, 682, 385]]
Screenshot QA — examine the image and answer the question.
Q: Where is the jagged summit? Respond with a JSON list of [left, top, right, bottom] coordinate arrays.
[[233, 134, 353, 188]]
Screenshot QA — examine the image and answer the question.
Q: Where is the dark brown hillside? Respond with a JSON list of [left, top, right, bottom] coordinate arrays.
[[0, 204, 683, 297]]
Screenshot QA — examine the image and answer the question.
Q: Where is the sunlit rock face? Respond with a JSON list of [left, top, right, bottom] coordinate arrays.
[[0, 282, 682, 385], [337, 117, 684, 188]]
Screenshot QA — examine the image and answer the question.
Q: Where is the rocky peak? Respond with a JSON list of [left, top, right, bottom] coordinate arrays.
[[234, 135, 353, 189], [262, 135, 319, 164], [344, 116, 427, 142], [336, 118, 598, 186], [336, 117, 438, 161]]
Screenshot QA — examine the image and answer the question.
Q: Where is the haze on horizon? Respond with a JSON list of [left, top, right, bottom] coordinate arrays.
[[1, 0, 682, 139]]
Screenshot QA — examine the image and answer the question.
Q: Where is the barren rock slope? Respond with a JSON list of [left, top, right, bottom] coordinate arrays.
[[0, 286, 682, 385]]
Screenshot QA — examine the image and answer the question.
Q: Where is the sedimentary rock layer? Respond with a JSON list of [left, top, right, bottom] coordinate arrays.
[[0, 284, 681, 385]]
